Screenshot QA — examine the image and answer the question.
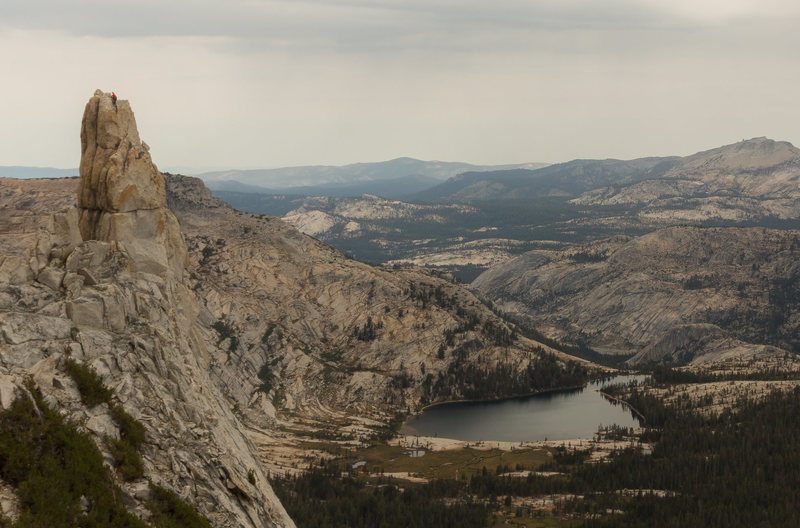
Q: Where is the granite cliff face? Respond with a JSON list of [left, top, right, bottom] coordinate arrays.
[[0, 90, 293, 527], [473, 226, 800, 366]]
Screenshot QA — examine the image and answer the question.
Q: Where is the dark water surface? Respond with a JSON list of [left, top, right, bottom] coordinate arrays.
[[400, 375, 645, 442]]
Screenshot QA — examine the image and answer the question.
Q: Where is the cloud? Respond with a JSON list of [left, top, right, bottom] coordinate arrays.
[[0, 1, 798, 169], [4, 0, 794, 48], [1, 0, 797, 67]]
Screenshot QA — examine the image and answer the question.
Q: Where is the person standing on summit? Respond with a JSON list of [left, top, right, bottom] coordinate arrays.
[[111, 92, 117, 106]]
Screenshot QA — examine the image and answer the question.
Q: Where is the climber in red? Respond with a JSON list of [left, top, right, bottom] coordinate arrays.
[[111, 92, 117, 106]]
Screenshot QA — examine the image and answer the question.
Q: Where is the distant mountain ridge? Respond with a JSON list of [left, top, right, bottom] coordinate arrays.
[[208, 173, 442, 199], [198, 157, 547, 193], [417, 137, 800, 209], [0, 166, 78, 179], [413, 157, 679, 201]]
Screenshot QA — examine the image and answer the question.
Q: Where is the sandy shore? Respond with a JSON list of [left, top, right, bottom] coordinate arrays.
[[389, 433, 644, 456]]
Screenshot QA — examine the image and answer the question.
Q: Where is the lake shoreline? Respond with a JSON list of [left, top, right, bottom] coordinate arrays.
[[401, 374, 646, 442], [599, 391, 647, 424], [389, 432, 649, 457], [412, 371, 641, 414], [414, 383, 588, 413]]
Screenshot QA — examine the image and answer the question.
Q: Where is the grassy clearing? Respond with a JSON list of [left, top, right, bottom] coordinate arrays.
[[296, 441, 352, 457], [277, 417, 356, 441], [493, 512, 581, 528], [342, 444, 552, 480], [283, 439, 589, 527]]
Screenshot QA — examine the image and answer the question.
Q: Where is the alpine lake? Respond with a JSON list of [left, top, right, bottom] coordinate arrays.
[[400, 375, 646, 442]]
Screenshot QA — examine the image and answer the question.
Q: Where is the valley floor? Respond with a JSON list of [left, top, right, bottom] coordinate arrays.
[[266, 362, 800, 527]]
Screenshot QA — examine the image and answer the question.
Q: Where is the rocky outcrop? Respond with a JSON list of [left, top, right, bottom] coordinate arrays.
[[0, 177, 78, 284], [78, 90, 164, 213], [474, 226, 800, 365], [75, 90, 186, 281], [630, 324, 725, 365], [0, 91, 293, 527], [629, 323, 787, 366]]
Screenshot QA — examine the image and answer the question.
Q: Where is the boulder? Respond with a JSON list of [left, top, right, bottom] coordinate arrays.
[[0, 376, 18, 410], [37, 267, 65, 291], [66, 241, 111, 272], [48, 207, 83, 260], [66, 296, 105, 328], [63, 272, 85, 299], [0, 313, 73, 345]]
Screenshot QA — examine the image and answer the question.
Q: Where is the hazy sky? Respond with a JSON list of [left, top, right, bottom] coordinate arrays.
[[1, 0, 799, 172]]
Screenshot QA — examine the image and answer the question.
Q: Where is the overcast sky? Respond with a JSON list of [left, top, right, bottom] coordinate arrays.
[[1, 0, 799, 172]]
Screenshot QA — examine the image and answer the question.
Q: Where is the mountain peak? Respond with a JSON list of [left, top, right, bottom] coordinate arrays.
[[676, 136, 800, 173]]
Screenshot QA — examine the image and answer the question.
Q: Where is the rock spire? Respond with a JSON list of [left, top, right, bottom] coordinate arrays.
[[77, 89, 186, 279]]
